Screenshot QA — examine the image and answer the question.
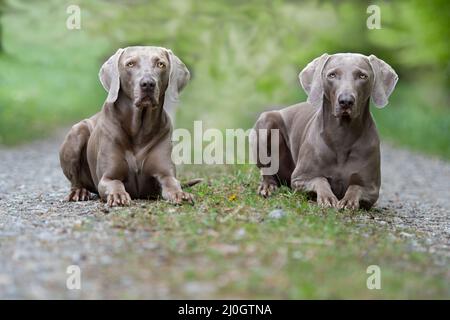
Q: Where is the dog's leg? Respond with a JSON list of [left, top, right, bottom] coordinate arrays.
[[142, 138, 194, 205], [292, 177, 339, 208], [98, 176, 131, 207], [337, 185, 361, 210], [252, 111, 294, 197], [337, 184, 379, 210], [156, 174, 194, 205], [258, 175, 279, 198], [95, 144, 132, 207], [59, 120, 95, 201]]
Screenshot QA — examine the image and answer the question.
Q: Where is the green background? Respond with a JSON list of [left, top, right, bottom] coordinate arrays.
[[0, 0, 449, 158]]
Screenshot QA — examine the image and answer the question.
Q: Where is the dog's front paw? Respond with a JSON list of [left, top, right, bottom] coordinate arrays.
[[164, 191, 194, 205], [291, 179, 302, 190], [66, 188, 92, 202], [258, 181, 277, 198], [337, 197, 360, 210], [317, 193, 338, 208], [106, 191, 131, 207]]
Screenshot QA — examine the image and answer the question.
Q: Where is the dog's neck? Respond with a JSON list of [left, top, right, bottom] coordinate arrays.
[[108, 93, 170, 143], [320, 97, 371, 150]]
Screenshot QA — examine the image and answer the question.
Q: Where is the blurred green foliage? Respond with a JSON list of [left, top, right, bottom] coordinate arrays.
[[0, 0, 448, 158]]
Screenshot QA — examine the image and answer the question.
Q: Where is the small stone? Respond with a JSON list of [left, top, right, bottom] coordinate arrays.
[[268, 209, 286, 219], [399, 231, 413, 238], [234, 228, 246, 239], [73, 220, 83, 228], [183, 282, 216, 295]]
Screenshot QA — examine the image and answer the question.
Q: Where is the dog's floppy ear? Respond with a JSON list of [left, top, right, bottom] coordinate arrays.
[[299, 53, 329, 108], [99, 48, 124, 104], [163, 49, 190, 120], [368, 55, 398, 108]]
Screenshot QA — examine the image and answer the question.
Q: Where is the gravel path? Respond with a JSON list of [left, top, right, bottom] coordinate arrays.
[[0, 133, 449, 298], [377, 145, 450, 259]]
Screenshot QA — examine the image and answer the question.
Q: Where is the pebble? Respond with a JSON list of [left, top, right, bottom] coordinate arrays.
[[234, 228, 246, 239], [268, 209, 286, 219]]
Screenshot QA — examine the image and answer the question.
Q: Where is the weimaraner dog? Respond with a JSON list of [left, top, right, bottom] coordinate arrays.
[[59, 46, 196, 206], [251, 53, 398, 210]]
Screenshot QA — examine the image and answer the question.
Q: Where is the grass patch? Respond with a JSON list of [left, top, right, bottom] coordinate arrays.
[[83, 165, 449, 299]]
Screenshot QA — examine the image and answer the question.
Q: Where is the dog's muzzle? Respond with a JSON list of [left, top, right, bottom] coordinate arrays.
[[135, 77, 158, 109], [336, 93, 355, 118]]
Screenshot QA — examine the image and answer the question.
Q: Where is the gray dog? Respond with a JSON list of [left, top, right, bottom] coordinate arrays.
[[251, 53, 398, 209], [59, 46, 195, 207]]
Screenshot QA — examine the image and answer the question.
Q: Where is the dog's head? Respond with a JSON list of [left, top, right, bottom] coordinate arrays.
[[99, 46, 190, 110], [299, 53, 398, 120]]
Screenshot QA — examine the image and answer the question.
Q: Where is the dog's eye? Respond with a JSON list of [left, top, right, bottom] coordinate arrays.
[[157, 62, 166, 69], [327, 72, 336, 79], [359, 73, 368, 80], [126, 61, 135, 68]]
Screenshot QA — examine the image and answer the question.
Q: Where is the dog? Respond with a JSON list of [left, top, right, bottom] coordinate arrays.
[[251, 53, 398, 209], [59, 46, 197, 206]]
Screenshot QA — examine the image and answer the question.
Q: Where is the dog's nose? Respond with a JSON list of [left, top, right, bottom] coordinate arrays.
[[140, 78, 156, 90], [338, 93, 355, 109]]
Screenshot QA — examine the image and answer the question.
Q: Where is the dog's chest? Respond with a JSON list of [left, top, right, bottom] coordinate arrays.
[[124, 150, 159, 198], [125, 150, 142, 174], [324, 152, 361, 199]]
